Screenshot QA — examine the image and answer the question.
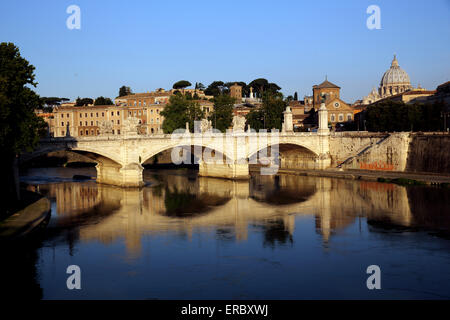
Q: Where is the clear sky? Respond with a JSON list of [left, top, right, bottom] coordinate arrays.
[[1, 0, 449, 103]]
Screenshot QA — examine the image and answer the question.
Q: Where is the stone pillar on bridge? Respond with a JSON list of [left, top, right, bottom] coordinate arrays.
[[317, 103, 331, 169], [96, 162, 144, 188], [198, 161, 249, 180], [283, 106, 294, 132]]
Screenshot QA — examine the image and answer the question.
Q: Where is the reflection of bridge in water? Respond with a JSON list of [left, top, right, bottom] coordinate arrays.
[[33, 173, 426, 257]]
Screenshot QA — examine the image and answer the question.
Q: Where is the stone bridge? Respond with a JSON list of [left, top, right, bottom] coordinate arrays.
[[21, 104, 335, 187], [21, 129, 331, 187]]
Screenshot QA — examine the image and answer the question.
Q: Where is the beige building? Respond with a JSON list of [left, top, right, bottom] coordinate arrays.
[[312, 79, 354, 125], [52, 104, 168, 137]]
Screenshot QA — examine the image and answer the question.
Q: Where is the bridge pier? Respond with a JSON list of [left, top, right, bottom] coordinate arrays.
[[96, 162, 144, 187], [198, 161, 250, 180]]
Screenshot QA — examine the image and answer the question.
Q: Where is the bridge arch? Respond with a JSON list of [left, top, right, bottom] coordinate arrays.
[[247, 142, 321, 170], [140, 142, 233, 166], [20, 143, 123, 168]]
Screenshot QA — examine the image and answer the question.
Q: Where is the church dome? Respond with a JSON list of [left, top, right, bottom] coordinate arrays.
[[380, 55, 410, 86]]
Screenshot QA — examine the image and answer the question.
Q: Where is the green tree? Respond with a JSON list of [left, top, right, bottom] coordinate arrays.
[[161, 95, 204, 133], [245, 92, 286, 130], [75, 97, 94, 106], [209, 94, 235, 132], [365, 100, 446, 132], [195, 82, 206, 90], [118, 85, 132, 97], [204, 81, 226, 97], [94, 96, 114, 105], [0, 42, 47, 204], [173, 80, 192, 90], [294, 92, 298, 101]]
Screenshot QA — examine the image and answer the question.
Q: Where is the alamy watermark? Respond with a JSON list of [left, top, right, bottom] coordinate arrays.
[[66, 5, 81, 30], [366, 265, 381, 290], [366, 5, 381, 30], [66, 265, 81, 290]]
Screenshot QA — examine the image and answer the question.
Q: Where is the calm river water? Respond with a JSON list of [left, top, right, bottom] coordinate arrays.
[[3, 167, 450, 299]]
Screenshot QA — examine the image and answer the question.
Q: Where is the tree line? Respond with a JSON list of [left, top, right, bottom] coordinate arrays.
[[365, 100, 448, 132]]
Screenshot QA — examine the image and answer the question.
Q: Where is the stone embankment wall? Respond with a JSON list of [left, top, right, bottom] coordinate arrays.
[[406, 133, 450, 174], [332, 132, 450, 174], [329, 132, 389, 167]]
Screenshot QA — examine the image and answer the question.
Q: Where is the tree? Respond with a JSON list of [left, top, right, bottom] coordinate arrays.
[[364, 100, 446, 132], [161, 95, 204, 133], [94, 96, 114, 105], [209, 94, 235, 132], [75, 97, 94, 106], [204, 81, 227, 97], [0, 42, 47, 204], [245, 92, 286, 130], [248, 78, 282, 97], [39, 97, 70, 108], [118, 85, 132, 97], [195, 82, 206, 90], [294, 92, 298, 101], [173, 80, 192, 90]]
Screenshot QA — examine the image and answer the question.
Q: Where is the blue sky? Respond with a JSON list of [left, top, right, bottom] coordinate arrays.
[[1, 0, 449, 103]]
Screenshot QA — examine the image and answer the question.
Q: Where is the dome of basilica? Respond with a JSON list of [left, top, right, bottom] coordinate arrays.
[[380, 55, 411, 86]]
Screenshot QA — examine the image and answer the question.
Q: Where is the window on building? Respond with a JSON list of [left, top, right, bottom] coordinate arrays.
[[112, 130, 115, 134], [117, 111, 120, 116], [80, 121, 82, 126], [91, 130, 94, 135], [118, 130, 120, 135], [96, 112, 99, 117], [151, 128, 154, 134], [331, 114, 336, 122], [139, 110, 142, 116], [85, 121, 88, 126], [80, 113, 82, 118], [117, 120, 120, 124], [151, 119, 153, 124], [157, 118, 159, 123], [61, 114, 64, 118], [347, 114, 352, 121], [61, 130, 65, 136], [85, 130, 89, 135], [97, 130, 100, 135], [102, 112, 104, 117], [111, 111, 114, 116], [91, 113, 93, 117], [61, 122, 64, 126], [156, 109, 159, 114], [67, 114, 70, 117], [150, 110, 153, 114], [85, 113, 87, 117], [129, 111, 132, 116], [91, 121, 93, 126], [80, 130, 83, 136], [111, 120, 114, 123], [338, 114, 344, 122]]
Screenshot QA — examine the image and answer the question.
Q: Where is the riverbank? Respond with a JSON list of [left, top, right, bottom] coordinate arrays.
[[250, 167, 450, 186], [0, 190, 50, 240]]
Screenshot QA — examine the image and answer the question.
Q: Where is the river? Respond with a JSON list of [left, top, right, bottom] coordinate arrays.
[[2, 167, 450, 299]]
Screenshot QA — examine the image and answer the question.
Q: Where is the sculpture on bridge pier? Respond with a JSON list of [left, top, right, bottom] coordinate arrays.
[[99, 120, 113, 135], [123, 117, 140, 136], [232, 115, 246, 132]]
